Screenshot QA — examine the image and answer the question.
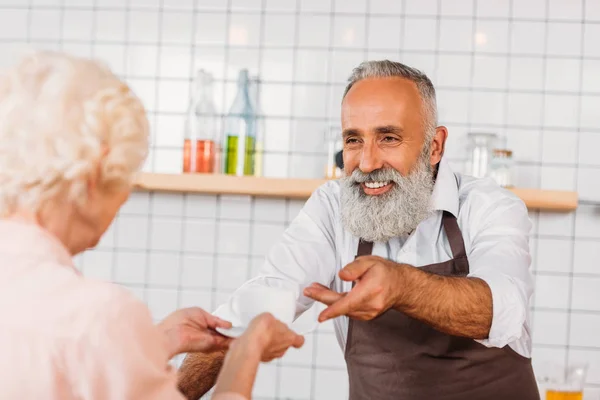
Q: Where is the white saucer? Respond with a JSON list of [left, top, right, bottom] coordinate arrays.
[[216, 321, 318, 338]]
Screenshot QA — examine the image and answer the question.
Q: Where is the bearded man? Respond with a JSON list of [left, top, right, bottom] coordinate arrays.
[[177, 60, 540, 400]]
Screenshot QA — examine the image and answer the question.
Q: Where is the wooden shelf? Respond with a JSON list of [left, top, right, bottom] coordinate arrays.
[[133, 173, 579, 212]]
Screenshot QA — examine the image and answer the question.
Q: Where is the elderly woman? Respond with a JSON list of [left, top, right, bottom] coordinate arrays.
[[0, 51, 303, 399]]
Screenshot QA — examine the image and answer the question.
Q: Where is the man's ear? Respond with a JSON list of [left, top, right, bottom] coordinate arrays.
[[430, 126, 448, 166]]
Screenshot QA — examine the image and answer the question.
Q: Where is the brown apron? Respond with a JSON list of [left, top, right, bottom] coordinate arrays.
[[345, 211, 540, 400]]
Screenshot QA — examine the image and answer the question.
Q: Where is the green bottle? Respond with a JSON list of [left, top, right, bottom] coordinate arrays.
[[223, 69, 256, 176]]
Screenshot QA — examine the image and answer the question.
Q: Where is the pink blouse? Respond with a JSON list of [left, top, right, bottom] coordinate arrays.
[[0, 220, 244, 400]]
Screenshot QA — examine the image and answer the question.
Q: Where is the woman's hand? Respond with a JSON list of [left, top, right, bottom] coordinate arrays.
[[241, 313, 305, 362], [157, 307, 232, 359]]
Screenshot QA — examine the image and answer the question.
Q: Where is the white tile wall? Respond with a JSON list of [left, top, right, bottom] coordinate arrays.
[[2, 0, 600, 397]]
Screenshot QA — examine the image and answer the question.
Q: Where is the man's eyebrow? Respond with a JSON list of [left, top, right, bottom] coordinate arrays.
[[342, 128, 361, 138], [374, 125, 403, 134]]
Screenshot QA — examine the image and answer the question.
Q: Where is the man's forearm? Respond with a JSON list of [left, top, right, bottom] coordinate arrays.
[[177, 350, 226, 400], [394, 264, 492, 339]]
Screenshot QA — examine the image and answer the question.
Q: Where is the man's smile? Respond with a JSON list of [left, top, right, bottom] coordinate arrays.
[[361, 181, 394, 195]]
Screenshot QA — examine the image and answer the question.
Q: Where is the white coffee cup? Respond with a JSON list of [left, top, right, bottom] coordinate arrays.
[[230, 285, 296, 327]]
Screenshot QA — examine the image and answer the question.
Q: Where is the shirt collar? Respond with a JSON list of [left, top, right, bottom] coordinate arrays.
[[429, 157, 459, 217], [0, 219, 74, 268]]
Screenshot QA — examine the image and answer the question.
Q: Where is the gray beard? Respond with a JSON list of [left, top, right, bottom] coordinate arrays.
[[340, 156, 435, 243]]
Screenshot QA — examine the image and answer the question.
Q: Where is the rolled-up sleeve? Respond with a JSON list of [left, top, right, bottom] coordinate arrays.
[[465, 193, 534, 353], [213, 183, 339, 321]]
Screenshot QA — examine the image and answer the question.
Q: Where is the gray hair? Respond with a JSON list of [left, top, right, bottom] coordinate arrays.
[[343, 60, 438, 143]]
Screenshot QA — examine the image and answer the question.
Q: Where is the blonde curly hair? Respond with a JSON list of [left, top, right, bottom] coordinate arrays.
[[0, 51, 149, 216]]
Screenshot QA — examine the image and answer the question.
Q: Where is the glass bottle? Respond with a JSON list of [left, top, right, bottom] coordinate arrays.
[[487, 149, 514, 188], [223, 69, 256, 176], [464, 132, 497, 179], [183, 69, 218, 173], [249, 75, 264, 177]]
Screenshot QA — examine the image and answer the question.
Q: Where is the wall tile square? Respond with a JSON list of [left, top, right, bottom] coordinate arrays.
[[230, 0, 262, 11], [582, 60, 600, 93], [546, 22, 582, 57], [476, 0, 510, 18], [436, 54, 472, 87], [334, 0, 365, 13], [508, 57, 545, 91], [30, 9, 61, 40], [195, 11, 227, 45], [185, 194, 217, 218], [532, 310, 569, 345], [292, 84, 328, 118], [263, 153, 290, 178], [159, 47, 191, 78], [127, 79, 157, 112], [62, 9, 93, 40], [161, 11, 193, 44], [126, 45, 158, 77], [437, 89, 470, 125], [472, 55, 507, 89], [146, 288, 179, 320], [369, 0, 404, 14], [181, 255, 214, 289], [148, 252, 181, 287], [218, 196, 252, 220], [150, 217, 183, 252], [470, 91, 505, 125], [332, 16, 365, 48], [252, 364, 277, 398], [82, 251, 113, 282], [252, 223, 286, 256], [254, 198, 287, 223], [263, 118, 292, 152], [151, 193, 184, 217], [114, 251, 147, 285], [157, 80, 189, 113], [548, 0, 583, 20], [440, 0, 474, 16], [439, 19, 473, 52], [544, 58, 581, 92], [260, 83, 293, 117], [298, 15, 331, 47], [405, 0, 438, 15], [507, 93, 543, 127], [580, 95, 600, 130], [536, 238, 573, 273], [543, 94, 580, 128], [315, 333, 346, 367], [578, 168, 600, 203], [314, 369, 349, 400], [0, 9, 27, 39], [511, 22, 546, 55], [330, 50, 364, 83], [586, 0, 600, 20], [117, 215, 149, 250], [217, 221, 251, 255], [294, 49, 329, 83], [532, 347, 566, 381], [279, 366, 313, 399], [184, 219, 216, 254], [474, 20, 509, 54], [120, 193, 150, 216], [512, 0, 547, 18], [584, 24, 600, 57], [534, 274, 570, 309], [215, 256, 250, 290], [575, 205, 600, 239], [261, 49, 295, 82], [367, 16, 403, 49], [573, 240, 600, 275], [228, 13, 261, 47], [299, 0, 332, 12], [540, 166, 576, 191], [179, 289, 212, 310], [538, 212, 574, 237], [128, 10, 160, 43], [226, 48, 260, 80], [571, 276, 600, 311], [570, 314, 600, 347], [265, 0, 297, 11], [265, 15, 298, 48], [97, 222, 116, 249], [281, 333, 315, 366], [542, 131, 578, 165], [289, 154, 328, 179], [290, 119, 327, 153], [403, 18, 438, 51]]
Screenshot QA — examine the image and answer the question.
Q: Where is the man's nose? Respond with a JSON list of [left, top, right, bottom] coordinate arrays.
[[359, 143, 384, 173]]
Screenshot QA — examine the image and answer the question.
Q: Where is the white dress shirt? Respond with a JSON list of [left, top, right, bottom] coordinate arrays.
[[215, 158, 534, 358]]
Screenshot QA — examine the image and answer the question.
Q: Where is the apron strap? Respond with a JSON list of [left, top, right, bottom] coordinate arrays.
[[356, 239, 374, 258], [441, 211, 470, 275]]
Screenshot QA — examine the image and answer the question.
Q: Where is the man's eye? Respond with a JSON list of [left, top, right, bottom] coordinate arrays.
[[345, 138, 359, 144], [382, 136, 398, 142]]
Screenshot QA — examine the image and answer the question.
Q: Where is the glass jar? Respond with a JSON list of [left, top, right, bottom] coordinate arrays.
[[464, 132, 497, 178], [487, 149, 514, 187]]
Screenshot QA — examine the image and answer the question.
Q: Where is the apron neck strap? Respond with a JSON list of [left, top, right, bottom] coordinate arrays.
[[441, 211, 467, 260], [356, 239, 374, 258]]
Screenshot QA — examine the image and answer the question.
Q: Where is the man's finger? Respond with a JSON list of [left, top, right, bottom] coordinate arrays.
[[303, 285, 345, 305], [318, 286, 369, 322], [206, 314, 233, 329], [339, 258, 375, 282]]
